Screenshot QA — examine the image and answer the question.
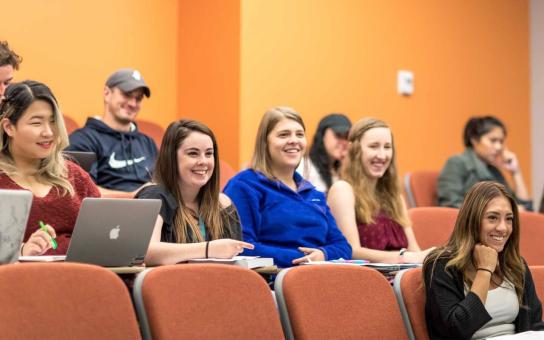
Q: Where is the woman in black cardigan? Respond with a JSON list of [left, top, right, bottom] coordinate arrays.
[[423, 181, 542, 339]]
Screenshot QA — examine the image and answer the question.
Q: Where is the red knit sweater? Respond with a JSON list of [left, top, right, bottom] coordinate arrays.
[[0, 161, 100, 254]]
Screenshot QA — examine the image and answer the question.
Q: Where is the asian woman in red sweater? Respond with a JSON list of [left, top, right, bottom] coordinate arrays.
[[0, 80, 99, 255]]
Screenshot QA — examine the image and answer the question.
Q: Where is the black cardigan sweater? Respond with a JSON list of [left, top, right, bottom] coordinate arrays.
[[424, 257, 543, 339]]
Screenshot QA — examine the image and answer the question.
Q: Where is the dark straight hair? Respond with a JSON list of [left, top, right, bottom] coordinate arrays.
[[463, 116, 506, 148]]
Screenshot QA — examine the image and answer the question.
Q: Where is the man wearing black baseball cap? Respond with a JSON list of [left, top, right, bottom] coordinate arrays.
[[67, 68, 158, 196]]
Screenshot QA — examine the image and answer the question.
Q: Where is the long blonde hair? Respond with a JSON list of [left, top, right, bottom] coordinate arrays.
[[250, 106, 307, 180], [341, 118, 408, 226], [153, 119, 226, 243], [0, 80, 72, 195]]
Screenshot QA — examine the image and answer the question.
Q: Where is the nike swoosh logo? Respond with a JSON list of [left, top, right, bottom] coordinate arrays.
[[108, 152, 146, 169]]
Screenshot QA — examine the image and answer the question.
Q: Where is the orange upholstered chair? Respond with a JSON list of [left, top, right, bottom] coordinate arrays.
[[519, 212, 544, 266], [133, 264, 284, 340], [408, 207, 458, 249], [0, 263, 141, 340], [220, 159, 236, 191], [404, 171, 440, 208], [530, 266, 544, 303], [274, 265, 408, 340], [136, 119, 165, 148], [394, 268, 429, 340], [63, 115, 80, 134]]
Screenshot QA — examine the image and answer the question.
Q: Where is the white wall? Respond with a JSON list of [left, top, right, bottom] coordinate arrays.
[[531, 0, 544, 211]]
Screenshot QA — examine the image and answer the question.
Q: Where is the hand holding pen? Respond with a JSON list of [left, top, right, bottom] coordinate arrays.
[[21, 221, 57, 256]]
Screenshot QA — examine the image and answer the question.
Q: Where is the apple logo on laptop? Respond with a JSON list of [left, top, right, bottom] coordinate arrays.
[[109, 226, 120, 240]]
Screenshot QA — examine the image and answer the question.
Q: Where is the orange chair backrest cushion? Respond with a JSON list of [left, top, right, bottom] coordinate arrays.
[[0, 263, 141, 340], [408, 171, 440, 207], [141, 264, 284, 340], [519, 212, 544, 266], [136, 119, 165, 148], [281, 265, 408, 340], [63, 115, 80, 135], [220, 160, 236, 191], [409, 207, 458, 249], [401, 268, 429, 340], [530, 266, 544, 303]]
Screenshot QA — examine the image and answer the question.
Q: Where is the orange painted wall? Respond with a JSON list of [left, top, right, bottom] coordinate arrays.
[[0, 0, 178, 129], [178, 0, 240, 169], [240, 0, 531, 188], [1, 0, 531, 187]]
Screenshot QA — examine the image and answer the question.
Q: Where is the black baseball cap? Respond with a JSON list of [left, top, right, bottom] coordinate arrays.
[[318, 113, 352, 134]]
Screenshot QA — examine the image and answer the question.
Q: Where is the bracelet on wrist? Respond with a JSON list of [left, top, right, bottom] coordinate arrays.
[[398, 248, 407, 264], [205, 241, 210, 259], [477, 267, 493, 275]]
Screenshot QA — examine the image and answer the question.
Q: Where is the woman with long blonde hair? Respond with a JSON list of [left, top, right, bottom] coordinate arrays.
[[328, 118, 432, 263], [136, 119, 253, 265], [0, 80, 99, 255], [423, 181, 542, 339], [224, 107, 351, 268]]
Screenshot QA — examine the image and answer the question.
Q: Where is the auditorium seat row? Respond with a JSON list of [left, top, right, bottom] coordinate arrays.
[[1, 263, 543, 340]]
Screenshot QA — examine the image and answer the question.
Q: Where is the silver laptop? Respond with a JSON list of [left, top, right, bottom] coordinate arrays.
[[0, 190, 33, 264], [65, 198, 161, 267]]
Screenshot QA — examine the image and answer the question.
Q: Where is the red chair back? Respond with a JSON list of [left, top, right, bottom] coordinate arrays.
[[409, 207, 458, 249], [220, 160, 236, 191], [394, 268, 429, 340], [0, 263, 141, 340], [275, 265, 408, 340], [63, 115, 80, 134], [136, 119, 165, 148], [405, 171, 440, 208], [519, 212, 544, 265], [530, 266, 544, 303], [133, 264, 284, 340]]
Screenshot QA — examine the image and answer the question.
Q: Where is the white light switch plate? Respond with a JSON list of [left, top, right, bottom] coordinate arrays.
[[397, 70, 414, 95]]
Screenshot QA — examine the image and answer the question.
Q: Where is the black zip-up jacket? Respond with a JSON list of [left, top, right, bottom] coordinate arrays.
[[424, 256, 543, 339]]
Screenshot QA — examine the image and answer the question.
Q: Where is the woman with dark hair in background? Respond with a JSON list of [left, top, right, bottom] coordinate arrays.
[[0, 80, 99, 255], [297, 113, 351, 193], [424, 181, 542, 339], [438, 116, 532, 210], [136, 119, 252, 265]]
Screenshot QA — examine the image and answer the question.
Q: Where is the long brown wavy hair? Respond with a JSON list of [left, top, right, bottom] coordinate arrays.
[[341, 118, 408, 226], [153, 119, 225, 243], [423, 181, 525, 303]]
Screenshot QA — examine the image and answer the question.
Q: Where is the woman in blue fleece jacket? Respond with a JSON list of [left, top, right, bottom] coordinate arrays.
[[224, 107, 352, 268]]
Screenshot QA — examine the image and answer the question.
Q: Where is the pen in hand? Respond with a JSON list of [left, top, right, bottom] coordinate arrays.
[[39, 221, 58, 250]]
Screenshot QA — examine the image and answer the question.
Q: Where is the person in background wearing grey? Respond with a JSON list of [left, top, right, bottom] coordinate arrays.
[[437, 116, 532, 211]]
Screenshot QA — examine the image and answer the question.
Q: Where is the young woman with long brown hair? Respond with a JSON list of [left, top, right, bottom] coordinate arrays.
[[423, 181, 542, 339], [136, 119, 252, 265]]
